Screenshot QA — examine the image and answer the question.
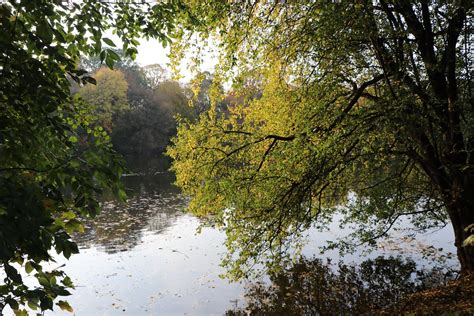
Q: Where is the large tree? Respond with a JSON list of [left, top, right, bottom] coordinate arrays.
[[0, 0, 186, 313], [77, 67, 130, 132], [169, 1, 474, 277]]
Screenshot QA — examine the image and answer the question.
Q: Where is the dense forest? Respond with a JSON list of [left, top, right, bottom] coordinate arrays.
[[73, 54, 215, 173]]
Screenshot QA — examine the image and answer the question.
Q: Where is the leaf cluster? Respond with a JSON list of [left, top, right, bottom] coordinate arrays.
[[0, 0, 193, 313], [169, 1, 473, 278]]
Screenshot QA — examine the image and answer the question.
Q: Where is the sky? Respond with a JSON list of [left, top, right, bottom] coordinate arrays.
[[134, 39, 170, 67], [133, 38, 218, 83]]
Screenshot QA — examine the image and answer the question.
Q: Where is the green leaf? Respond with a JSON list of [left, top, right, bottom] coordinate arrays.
[[118, 188, 127, 202], [100, 50, 106, 62], [62, 276, 74, 288], [25, 261, 34, 274], [68, 135, 78, 143], [28, 299, 39, 310], [5, 264, 22, 283], [61, 211, 76, 220], [31, 262, 42, 272], [12, 256, 24, 265], [105, 55, 114, 69], [103, 37, 116, 47], [40, 296, 53, 310], [37, 21, 53, 44], [82, 76, 97, 85], [37, 275, 50, 288], [7, 298, 19, 310], [107, 49, 121, 61], [65, 219, 84, 234]]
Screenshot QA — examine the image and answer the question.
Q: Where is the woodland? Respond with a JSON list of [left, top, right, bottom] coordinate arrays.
[[0, 0, 472, 314]]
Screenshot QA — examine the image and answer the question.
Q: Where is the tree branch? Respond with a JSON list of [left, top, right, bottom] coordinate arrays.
[[327, 74, 384, 131]]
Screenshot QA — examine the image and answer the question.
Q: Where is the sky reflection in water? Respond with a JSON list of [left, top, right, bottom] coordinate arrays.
[[51, 174, 245, 315], [48, 173, 457, 315]]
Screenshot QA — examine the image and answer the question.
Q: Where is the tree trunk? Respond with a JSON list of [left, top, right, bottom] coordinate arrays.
[[446, 176, 474, 276]]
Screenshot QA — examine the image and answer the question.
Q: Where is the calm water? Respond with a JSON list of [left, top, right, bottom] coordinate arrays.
[[48, 173, 244, 315], [43, 173, 457, 315]]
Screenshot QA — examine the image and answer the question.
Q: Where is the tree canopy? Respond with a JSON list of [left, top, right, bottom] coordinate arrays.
[[77, 67, 130, 132], [168, 0, 474, 278], [77, 53, 193, 173]]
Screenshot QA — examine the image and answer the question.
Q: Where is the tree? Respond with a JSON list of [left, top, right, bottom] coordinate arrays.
[[79, 50, 152, 109], [77, 67, 130, 132], [108, 63, 188, 170], [188, 71, 216, 115], [143, 63, 169, 90], [155, 80, 194, 120], [112, 104, 175, 159], [0, 0, 185, 313], [168, 1, 474, 277]]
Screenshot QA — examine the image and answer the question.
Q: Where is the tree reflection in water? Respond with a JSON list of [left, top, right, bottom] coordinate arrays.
[[73, 173, 187, 253], [226, 256, 454, 315]]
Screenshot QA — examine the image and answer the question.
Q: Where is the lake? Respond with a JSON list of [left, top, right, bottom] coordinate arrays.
[[47, 173, 457, 315]]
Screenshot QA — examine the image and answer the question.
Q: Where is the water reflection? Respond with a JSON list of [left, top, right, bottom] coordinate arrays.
[[122, 153, 172, 175], [226, 256, 454, 315], [121, 171, 179, 195], [54, 173, 245, 315], [75, 193, 186, 253], [52, 172, 457, 315], [74, 172, 185, 253]]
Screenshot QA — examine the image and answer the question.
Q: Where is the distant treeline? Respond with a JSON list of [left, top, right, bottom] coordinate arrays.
[[71, 53, 214, 172]]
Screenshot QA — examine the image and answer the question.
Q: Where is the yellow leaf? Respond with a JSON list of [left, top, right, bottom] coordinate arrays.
[[13, 309, 27, 316], [57, 300, 74, 313]]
